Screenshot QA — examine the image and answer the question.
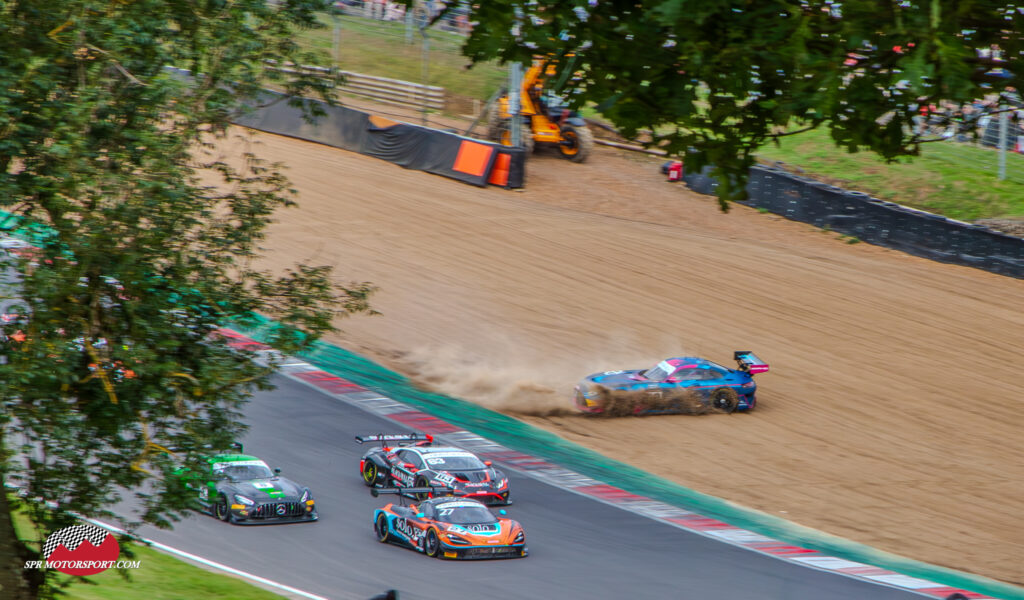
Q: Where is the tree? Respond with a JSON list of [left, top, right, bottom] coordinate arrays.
[[0, 1, 373, 598], [463, 0, 1023, 206]]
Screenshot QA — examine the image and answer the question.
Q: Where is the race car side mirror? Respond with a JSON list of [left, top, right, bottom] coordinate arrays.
[[484, 461, 492, 467], [416, 513, 424, 518], [499, 509, 507, 516], [274, 468, 281, 475]]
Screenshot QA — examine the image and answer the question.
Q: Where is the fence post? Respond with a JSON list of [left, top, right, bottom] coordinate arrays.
[[405, 5, 413, 44], [509, 62, 522, 148], [417, 3, 431, 126], [998, 105, 1008, 180], [331, 11, 341, 68]]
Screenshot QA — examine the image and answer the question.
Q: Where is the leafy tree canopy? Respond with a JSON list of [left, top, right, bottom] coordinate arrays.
[[463, 0, 1023, 206], [0, 1, 371, 597]]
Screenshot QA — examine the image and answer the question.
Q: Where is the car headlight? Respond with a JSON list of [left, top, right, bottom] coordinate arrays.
[[513, 531, 525, 543], [233, 494, 254, 506], [446, 534, 470, 545], [496, 478, 508, 489], [300, 489, 312, 502]]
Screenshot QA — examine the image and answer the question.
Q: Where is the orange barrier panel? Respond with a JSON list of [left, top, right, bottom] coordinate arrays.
[[452, 141, 495, 178]]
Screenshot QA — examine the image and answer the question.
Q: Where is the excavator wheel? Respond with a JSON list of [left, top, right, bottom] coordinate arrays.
[[558, 124, 593, 163]]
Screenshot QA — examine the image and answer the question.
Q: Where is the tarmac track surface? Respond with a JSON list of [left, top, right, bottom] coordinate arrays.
[[129, 374, 929, 600]]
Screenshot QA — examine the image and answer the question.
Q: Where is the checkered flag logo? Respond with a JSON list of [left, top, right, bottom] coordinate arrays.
[[43, 525, 110, 559]]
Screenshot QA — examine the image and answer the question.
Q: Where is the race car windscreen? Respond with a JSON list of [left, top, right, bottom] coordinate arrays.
[[436, 503, 498, 524], [422, 454, 486, 470], [643, 360, 675, 382], [213, 460, 274, 480]]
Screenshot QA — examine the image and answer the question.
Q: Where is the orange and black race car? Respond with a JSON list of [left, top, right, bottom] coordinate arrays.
[[371, 487, 527, 560]]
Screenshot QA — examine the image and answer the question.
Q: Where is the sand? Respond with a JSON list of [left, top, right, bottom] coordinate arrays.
[[220, 124, 1024, 586]]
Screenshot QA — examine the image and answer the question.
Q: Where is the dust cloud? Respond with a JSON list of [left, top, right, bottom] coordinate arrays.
[[397, 331, 697, 418]]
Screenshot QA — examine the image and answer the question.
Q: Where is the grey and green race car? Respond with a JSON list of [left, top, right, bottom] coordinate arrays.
[[178, 448, 318, 525]]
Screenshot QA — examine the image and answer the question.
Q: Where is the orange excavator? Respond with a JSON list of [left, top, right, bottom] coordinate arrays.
[[485, 58, 594, 162]]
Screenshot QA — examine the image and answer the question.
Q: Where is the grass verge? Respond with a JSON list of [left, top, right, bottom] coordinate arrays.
[[10, 499, 287, 600]]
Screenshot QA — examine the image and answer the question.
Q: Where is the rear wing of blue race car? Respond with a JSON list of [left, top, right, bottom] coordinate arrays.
[[355, 433, 434, 447], [734, 351, 770, 374]]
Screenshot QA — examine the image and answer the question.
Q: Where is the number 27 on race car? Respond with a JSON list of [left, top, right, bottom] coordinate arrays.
[[372, 487, 527, 560]]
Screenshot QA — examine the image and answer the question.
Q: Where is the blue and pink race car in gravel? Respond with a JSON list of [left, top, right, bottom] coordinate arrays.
[[574, 351, 769, 416]]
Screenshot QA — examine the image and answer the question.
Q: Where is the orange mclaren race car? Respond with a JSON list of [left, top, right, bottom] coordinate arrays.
[[371, 488, 527, 560]]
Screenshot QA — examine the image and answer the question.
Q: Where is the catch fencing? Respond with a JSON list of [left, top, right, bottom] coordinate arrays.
[[683, 164, 1024, 279], [980, 117, 1024, 151]]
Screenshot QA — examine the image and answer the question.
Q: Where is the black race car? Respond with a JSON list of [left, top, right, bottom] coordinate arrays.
[[357, 433, 511, 505], [175, 447, 318, 525]]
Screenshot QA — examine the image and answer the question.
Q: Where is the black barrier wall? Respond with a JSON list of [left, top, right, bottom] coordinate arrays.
[[230, 90, 523, 188], [684, 165, 1024, 278]]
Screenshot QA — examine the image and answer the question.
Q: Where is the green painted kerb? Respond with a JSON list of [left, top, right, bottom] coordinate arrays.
[[235, 318, 1023, 600]]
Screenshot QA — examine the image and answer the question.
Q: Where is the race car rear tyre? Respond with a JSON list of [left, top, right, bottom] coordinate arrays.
[[710, 388, 739, 414], [414, 477, 431, 501], [362, 461, 378, 487], [424, 528, 441, 558], [375, 513, 391, 543], [215, 495, 231, 522]]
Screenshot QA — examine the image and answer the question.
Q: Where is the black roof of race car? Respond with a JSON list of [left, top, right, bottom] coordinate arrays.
[[412, 446, 477, 456]]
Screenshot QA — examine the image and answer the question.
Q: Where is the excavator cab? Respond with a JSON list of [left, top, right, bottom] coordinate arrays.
[[486, 58, 593, 162]]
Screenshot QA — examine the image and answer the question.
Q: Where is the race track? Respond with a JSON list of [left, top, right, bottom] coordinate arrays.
[[129, 374, 930, 600]]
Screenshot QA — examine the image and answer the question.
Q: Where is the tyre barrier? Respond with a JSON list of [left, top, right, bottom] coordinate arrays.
[[684, 164, 1024, 279]]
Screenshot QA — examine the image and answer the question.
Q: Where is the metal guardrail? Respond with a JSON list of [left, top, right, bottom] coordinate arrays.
[[264, 60, 445, 111]]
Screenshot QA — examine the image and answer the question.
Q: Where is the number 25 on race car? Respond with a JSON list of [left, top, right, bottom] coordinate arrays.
[[372, 487, 527, 560]]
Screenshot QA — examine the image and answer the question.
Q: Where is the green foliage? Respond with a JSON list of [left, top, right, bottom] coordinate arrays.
[[462, 0, 1023, 208], [0, 2, 374, 598]]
